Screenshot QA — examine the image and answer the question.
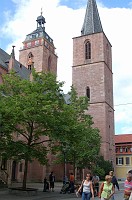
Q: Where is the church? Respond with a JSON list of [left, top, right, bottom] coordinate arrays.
[[0, 0, 115, 183]]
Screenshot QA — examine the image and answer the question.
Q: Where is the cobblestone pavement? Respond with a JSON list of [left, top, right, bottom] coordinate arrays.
[[0, 182, 124, 200]]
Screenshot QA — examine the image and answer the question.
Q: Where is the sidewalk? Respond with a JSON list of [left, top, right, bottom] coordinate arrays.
[[0, 181, 124, 200]]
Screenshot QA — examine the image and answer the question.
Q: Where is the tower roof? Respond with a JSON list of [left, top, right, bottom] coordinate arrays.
[[81, 0, 103, 35], [24, 10, 53, 45]]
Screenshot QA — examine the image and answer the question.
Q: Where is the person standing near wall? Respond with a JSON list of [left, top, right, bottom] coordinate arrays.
[[69, 172, 75, 193], [49, 171, 55, 192]]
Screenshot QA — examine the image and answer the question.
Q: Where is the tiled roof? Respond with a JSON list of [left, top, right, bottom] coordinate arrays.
[[81, 0, 103, 35], [0, 48, 30, 80], [114, 134, 132, 144], [0, 48, 10, 69]]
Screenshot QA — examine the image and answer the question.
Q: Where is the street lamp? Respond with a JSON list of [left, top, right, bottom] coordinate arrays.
[[63, 147, 67, 183]]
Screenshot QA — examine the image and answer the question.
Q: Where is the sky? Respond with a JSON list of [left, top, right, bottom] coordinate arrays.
[[0, 0, 132, 135]]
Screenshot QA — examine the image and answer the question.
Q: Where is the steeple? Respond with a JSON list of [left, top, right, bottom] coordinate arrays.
[[81, 0, 103, 35], [11, 45, 15, 59]]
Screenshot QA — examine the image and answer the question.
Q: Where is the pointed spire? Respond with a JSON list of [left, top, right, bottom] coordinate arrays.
[[81, 0, 103, 35], [12, 45, 15, 59], [8, 46, 15, 71]]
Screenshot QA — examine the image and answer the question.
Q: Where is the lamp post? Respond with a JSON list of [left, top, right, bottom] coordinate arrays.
[[63, 147, 67, 183]]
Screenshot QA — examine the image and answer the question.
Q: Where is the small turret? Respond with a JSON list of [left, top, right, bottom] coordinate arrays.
[[36, 8, 46, 29]]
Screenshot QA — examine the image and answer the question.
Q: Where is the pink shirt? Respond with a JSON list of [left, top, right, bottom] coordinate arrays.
[[124, 180, 132, 196]]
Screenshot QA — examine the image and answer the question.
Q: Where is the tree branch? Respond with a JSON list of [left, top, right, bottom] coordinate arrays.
[[31, 139, 51, 146], [14, 127, 29, 140]]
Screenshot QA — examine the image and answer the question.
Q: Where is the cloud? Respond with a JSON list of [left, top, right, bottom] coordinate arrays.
[[1, 0, 132, 134]]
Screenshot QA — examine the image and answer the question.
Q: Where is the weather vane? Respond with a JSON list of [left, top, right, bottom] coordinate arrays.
[[41, 7, 43, 16]]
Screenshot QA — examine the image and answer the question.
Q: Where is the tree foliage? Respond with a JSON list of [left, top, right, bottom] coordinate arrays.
[[55, 87, 101, 174], [92, 155, 113, 179], [0, 70, 67, 188], [0, 70, 101, 187]]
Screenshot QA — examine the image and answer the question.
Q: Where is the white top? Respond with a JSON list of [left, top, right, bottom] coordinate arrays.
[[83, 181, 91, 193]]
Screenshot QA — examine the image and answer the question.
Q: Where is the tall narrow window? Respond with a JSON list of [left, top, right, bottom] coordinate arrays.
[[85, 41, 91, 59], [48, 56, 51, 71], [86, 86, 90, 100], [27, 52, 34, 70], [126, 157, 130, 165], [19, 163, 23, 172], [106, 44, 109, 66]]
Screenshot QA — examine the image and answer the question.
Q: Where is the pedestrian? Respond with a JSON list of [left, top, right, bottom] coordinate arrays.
[[49, 171, 55, 192], [109, 171, 119, 200], [92, 173, 100, 196], [99, 175, 115, 200], [77, 173, 94, 200], [43, 177, 49, 192], [69, 172, 75, 193], [123, 173, 132, 200], [63, 175, 68, 185]]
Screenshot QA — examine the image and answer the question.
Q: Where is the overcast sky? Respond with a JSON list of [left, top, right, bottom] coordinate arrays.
[[0, 0, 132, 134]]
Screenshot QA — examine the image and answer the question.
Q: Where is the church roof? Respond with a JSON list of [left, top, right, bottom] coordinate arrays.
[[0, 48, 30, 80], [0, 48, 10, 69], [81, 0, 103, 35]]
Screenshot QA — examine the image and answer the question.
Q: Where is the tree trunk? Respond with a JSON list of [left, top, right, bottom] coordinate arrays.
[[22, 158, 28, 189], [73, 153, 76, 179]]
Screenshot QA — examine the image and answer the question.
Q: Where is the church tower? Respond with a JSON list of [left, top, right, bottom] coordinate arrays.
[[19, 11, 57, 74], [72, 0, 115, 165]]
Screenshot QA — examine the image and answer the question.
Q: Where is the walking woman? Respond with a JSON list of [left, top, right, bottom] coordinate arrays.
[[99, 175, 115, 200], [77, 173, 94, 200]]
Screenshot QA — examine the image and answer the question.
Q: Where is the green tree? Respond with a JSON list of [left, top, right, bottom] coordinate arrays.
[[55, 87, 101, 176], [0, 70, 68, 189], [92, 155, 113, 179]]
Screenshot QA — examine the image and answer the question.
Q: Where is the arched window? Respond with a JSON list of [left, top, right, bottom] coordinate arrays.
[[48, 56, 51, 71], [85, 41, 91, 60], [106, 44, 109, 66], [28, 52, 33, 59], [86, 86, 90, 100], [27, 52, 34, 70]]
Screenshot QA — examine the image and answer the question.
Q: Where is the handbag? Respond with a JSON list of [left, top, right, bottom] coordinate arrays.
[[79, 187, 83, 196], [78, 180, 84, 196]]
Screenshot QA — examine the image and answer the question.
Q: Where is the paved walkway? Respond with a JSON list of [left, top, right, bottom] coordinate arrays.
[[0, 182, 124, 200]]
